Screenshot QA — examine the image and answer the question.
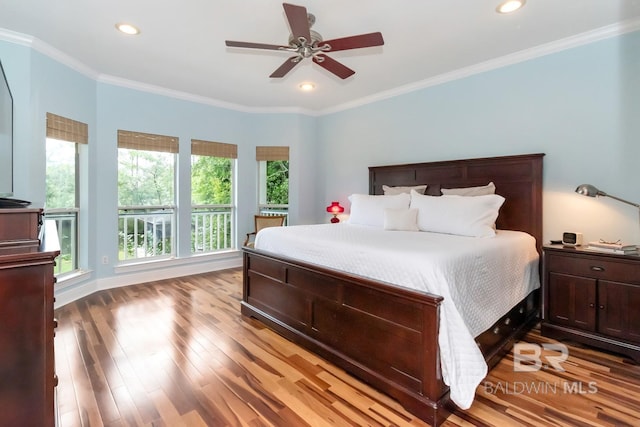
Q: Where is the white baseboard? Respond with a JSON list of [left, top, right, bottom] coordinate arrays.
[[54, 253, 242, 308]]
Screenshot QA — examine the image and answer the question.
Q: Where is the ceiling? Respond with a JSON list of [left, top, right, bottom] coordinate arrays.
[[2, 1, 640, 113]]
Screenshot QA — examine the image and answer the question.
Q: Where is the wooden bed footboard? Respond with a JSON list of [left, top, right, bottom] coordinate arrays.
[[243, 248, 540, 425], [243, 249, 452, 425]]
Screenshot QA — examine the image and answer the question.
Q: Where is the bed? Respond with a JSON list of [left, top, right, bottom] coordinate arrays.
[[242, 153, 544, 426]]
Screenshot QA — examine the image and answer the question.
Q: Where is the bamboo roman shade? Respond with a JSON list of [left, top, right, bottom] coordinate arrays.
[[256, 146, 289, 161], [117, 130, 178, 153], [191, 139, 237, 159], [46, 113, 88, 145]]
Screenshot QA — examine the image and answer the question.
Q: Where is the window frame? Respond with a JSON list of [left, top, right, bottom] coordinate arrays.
[[44, 113, 87, 277], [256, 146, 289, 221], [117, 130, 178, 263], [190, 140, 237, 254]]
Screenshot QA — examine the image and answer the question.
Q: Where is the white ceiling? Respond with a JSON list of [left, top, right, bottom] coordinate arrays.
[[2, 1, 640, 113]]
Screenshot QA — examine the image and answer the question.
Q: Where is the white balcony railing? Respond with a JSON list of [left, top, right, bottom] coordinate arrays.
[[191, 205, 233, 253], [118, 206, 174, 261], [258, 204, 289, 225], [118, 205, 234, 261], [44, 209, 78, 275]]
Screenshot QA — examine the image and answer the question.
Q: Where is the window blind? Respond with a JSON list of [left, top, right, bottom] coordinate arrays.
[[46, 113, 88, 145], [191, 139, 238, 159], [256, 146, 289, 161], [117, 130, 178, 153]]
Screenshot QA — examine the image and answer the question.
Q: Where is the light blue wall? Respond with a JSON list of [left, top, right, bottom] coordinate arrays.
[[1, 28, 639, 304], [244, 112, 318, 224], [317, 30, 640, 244], [0, 42, 35, 199], [0, 41, 97, 273]]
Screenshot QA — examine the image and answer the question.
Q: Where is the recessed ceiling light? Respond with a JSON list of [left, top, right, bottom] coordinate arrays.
[[115, 23, 140, 35], [299, 82, 316, 91], [496, 0, 526, 14]]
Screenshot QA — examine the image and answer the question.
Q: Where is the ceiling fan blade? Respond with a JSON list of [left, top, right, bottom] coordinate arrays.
[[270, 56, 301, 78], [321, 32, 384, 52], [312, 54, 355, 79], [283, 3, 311, 44], [225, 40, 288, 50]]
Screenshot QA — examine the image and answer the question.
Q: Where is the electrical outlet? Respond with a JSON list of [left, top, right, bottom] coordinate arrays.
[[102, 256, 109, 264]]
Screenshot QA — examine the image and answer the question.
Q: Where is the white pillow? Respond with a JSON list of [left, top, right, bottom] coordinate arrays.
[[382, 184, 428, 195], [441, 182, 495, 196], [409, 190, 505, 237], [348, 193, 411, 227], [384, 208, 419, 231]]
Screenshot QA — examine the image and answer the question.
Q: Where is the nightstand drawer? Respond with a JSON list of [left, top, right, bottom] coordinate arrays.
[[545, 252, 640, 284]]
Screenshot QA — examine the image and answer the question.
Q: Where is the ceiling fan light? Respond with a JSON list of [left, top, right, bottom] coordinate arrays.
[[496, 0, 526, 14], [299, 82, 315, 91]]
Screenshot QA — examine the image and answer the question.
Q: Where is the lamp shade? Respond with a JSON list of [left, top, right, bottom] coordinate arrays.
[[575, 184, 606, 198], [326, 201, 344, 214]]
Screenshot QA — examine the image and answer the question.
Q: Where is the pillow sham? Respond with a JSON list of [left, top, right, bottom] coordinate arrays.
[[383, 208, 419, 231], [382, 184, 428, 195], [348, 193, 411, 227], [441, 181, 495, 196], [409, 190, 505, 237]]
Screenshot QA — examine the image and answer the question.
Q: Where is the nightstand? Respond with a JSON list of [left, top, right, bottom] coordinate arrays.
[[541, 244, 640, 363]]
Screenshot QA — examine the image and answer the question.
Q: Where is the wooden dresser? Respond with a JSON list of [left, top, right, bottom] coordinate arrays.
[[0, 208, 60, 426], [542, 244, 640, 363]]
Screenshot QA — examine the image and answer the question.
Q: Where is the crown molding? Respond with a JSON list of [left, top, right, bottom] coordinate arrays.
[[0, 28, 100, 79], [3, 18, 640, 117], [0, 28, 33, 46], [96, 74, 313, 115], [0, 28, 311, 115], [30, 38, 100, 79], [319, 18, 640, 116]]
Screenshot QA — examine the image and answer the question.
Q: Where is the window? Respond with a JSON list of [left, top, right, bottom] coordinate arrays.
[[117, 130, 177, 262], [45, 113, 87, 276], [191, 139, 237, 253], [256, 146, 289, 221]]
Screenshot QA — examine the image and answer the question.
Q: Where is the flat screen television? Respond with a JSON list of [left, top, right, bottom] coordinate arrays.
[[0, 59, 13, 198]]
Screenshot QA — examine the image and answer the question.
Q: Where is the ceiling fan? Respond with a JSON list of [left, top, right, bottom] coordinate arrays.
[[224, 3, 384, 79]]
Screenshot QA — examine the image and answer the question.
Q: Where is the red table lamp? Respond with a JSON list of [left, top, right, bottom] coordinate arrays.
[[326, 201, 344, 223]]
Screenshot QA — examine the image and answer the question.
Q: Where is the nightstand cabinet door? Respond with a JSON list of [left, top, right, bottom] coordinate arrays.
[[547, 272, 596, 331], [597, 280, 640, 342]]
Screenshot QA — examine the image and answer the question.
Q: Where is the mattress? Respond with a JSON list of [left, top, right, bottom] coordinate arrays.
[[254, 223, 540, 409]]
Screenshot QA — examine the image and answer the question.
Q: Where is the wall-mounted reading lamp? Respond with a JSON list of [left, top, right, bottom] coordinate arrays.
[[575, 184, 640, 229]]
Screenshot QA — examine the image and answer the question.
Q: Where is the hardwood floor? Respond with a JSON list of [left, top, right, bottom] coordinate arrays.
[[55, 268, 640, 426]]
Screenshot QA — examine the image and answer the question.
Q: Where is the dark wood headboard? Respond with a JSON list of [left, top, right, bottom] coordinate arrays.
[[369, 153, 544, 253]]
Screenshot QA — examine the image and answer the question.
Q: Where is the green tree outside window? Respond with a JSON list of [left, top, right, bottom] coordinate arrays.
[[266, 160, 289, 204]]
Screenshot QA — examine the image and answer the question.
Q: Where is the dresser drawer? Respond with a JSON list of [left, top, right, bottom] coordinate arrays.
[[545, 251, 640, 284], [0, 209, 41, 242]]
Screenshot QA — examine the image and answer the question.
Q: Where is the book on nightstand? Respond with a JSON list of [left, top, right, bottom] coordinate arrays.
[[586, 241, 639, 255]]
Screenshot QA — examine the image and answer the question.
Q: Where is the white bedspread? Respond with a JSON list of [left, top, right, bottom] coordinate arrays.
[[254, 223, 540, 409]]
